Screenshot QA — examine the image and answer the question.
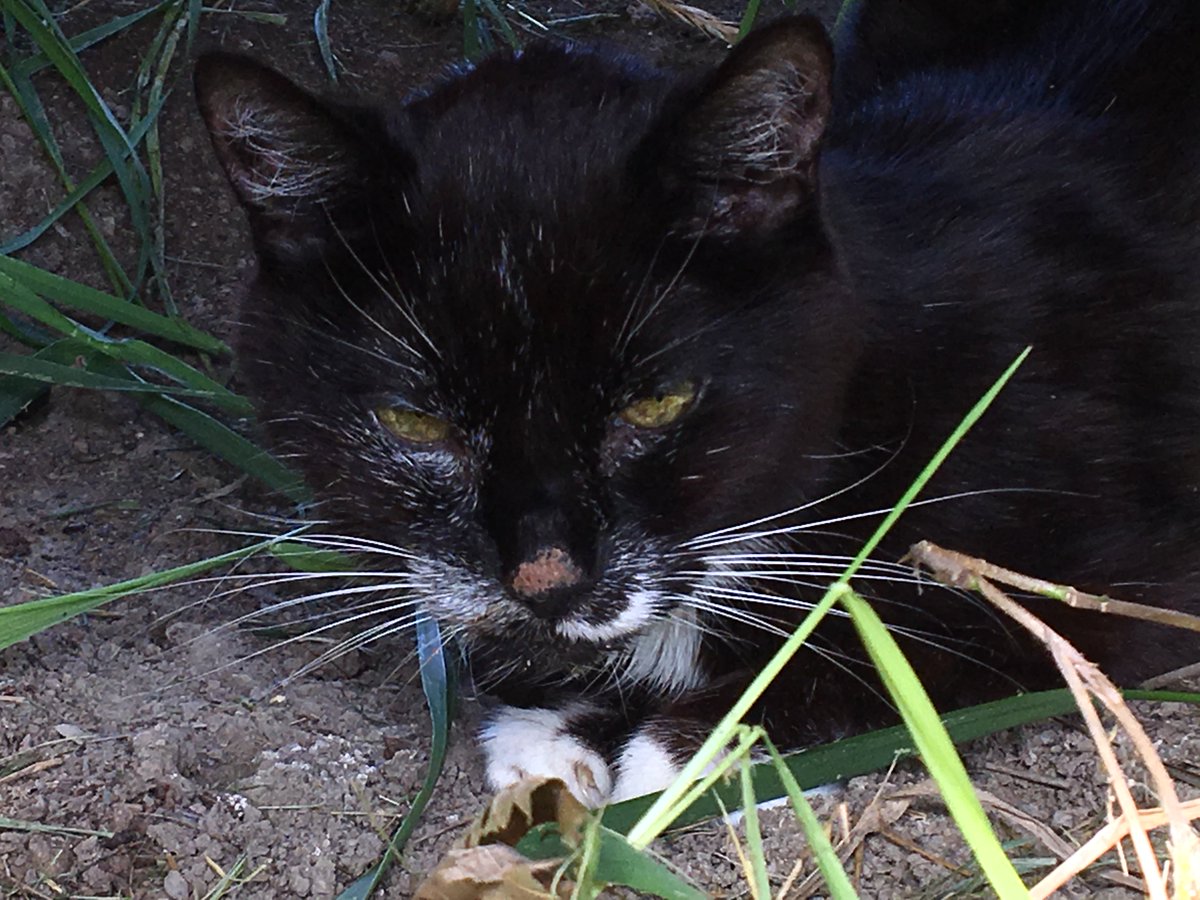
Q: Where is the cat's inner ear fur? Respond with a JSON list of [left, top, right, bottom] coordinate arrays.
[[194, 53, 371, 260], [652, 16, 833, 239]]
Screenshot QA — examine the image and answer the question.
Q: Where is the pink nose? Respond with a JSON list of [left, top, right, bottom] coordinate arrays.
[[508, 547, 583, 598]]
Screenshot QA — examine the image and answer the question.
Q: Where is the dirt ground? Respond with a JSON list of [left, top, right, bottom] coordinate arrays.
[[1, 2, 1198, 897]]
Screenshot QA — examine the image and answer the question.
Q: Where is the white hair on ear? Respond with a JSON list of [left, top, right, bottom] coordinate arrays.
[[219, 97, 347, 204]]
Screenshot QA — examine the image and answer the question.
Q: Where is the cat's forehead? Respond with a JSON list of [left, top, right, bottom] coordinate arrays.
[[346, 212, 706, 412], [385, 47, 670, 222], [378, 225, 673, 373]]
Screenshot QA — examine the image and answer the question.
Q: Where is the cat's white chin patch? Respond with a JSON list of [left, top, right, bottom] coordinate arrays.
[[622, 608, 704, 693], [554, 587, 657, 642], [481, 705, 613, 807]]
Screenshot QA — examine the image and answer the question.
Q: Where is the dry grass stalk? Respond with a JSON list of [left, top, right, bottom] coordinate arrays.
[[906, 541, 1200, 634], [789, 763, 910, 899], [636, 0, 739, 42], [1143, 660, 1200, 690], [909, 541, 1200, 899]]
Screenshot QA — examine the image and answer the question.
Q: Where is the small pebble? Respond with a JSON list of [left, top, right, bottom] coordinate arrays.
[[163, 870, 188, 900]]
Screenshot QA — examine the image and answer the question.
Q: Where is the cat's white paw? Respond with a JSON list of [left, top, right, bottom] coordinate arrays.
[[481, 705, 613, 807], [612, 730, 683, 802]]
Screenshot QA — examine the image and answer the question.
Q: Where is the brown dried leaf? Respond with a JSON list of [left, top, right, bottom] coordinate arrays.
[[458, 777, 589, 850], [414, 845, 571, 900], [416, 779, 590, 900]]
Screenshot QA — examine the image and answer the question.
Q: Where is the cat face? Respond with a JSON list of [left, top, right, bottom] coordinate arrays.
[[196, 21, 858, 680]]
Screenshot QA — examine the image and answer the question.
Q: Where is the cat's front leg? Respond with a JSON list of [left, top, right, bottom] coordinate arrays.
[[480, 702, 616, 807], [481, 703, 699, 805]]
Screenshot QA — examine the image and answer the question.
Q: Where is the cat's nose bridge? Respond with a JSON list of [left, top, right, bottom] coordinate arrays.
[[481, 459, 600, 609], [503, 504, 594, 588]]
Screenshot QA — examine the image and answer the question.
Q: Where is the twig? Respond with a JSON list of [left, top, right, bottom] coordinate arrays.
[[637, 0, 738, 42], [906, 541, 1200, 634], [979, 762, 1072, 791], [876, 826, 972, 876], [1141, 660, 1200, 690], [908, 541, 1200, 899], [0, 757, 64, 785]]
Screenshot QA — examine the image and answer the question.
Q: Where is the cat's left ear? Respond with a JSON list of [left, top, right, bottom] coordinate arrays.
[[648, 17, 833, 239], [194, 53, 382, 263]]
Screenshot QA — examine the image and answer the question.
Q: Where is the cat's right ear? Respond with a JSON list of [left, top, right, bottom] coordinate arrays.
[[194, 53, 376, 262], [646, 16, 833, 241]]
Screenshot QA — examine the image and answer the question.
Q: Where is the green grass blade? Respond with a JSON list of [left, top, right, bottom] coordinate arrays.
[[841, 588, 1027, 896], [337, 616, 453, 899], [0, 96, 164, 253], [843, 345, 1032, 574], [624, 594, 844, 848], [0, 539, 277, 650], [4, 0, 140, 147], [80, 336, 249, 412], [131, 390, 309, 503], [269, 542, 354, 573], [0, 818, 112, 838], [0, 349, 241, 404], [477, 0, 521, 49], [603, 688, 1200, 833], [314, 0, 338, 81], [185, 0, 203, 51], [5, 0, 147, 190], [0, 257, 229, 353], [739, 762, 770, 900], [462, 0, 491, 60], [763, 736, 857, 899], [0, 57, 133, 294], [0, 335, 248, 414], [736, 0, 762, 41], [10, 2, 167, 79], [0, 338, 83, 425], [0, 271, 235, 405], [6, 0, 160, 295], [0, 277, 243, 408], [77, 354, 306, 500], [0, 307, 55, 347], [131, 0, 188, 314], [515, 820, 707, 899], [589, 829, 707, 900]]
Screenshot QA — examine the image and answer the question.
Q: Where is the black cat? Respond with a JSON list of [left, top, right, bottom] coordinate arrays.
[[195, 0, 1200, 804]]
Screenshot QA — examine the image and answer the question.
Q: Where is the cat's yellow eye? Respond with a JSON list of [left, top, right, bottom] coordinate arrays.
[[619, 381, 697, 429], [376, 407, 452, 444]]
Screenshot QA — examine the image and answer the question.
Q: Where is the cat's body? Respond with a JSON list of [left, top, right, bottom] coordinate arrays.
[[197, 0, 1200, 804]]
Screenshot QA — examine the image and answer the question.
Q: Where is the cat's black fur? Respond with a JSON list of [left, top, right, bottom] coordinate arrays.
[[196, 0, 1200, 800]]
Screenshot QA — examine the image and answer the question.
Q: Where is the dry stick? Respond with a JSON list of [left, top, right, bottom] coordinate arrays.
[[1040, 638, 1167, 899], [909, 541, 1200, 899], [1038, 798, 1200, 896], [906, 541, 1200, 635], [876, 826, 972, 876], [0, 757, 64, 785], [891, 780, 1160, 893], [775, 855, 807, 900], [637, 0, 739, 42], [792, 769, 911, 899], [1142, 660, 1200, 690]]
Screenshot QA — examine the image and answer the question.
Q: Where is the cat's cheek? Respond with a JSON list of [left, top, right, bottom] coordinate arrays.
[[480, 705, 613, 808]]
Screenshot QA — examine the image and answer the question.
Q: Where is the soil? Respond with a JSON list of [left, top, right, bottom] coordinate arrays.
[[1, 2, 1197, 898]]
